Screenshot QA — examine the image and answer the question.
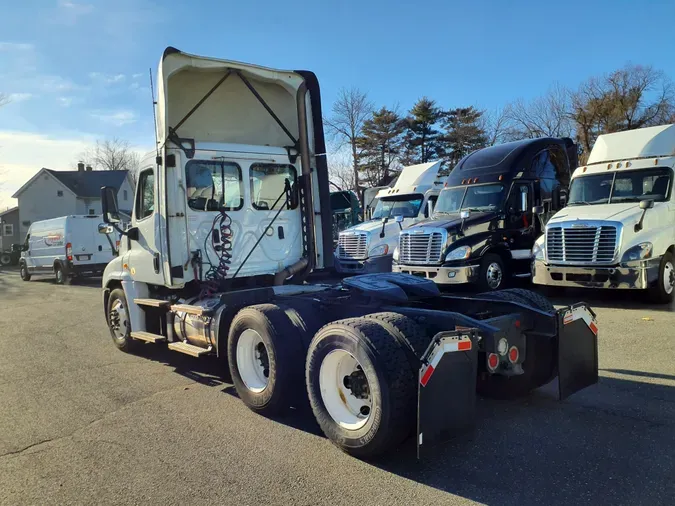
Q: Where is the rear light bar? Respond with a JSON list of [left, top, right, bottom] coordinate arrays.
[[66, 242, 73, 261]]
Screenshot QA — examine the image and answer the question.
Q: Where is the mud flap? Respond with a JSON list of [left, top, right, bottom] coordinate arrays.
[[557, 303, 599, 400], [417, 331, 478, 458]]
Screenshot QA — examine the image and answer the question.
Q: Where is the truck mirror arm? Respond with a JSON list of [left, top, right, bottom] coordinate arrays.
[[634, 199, 654, 232]]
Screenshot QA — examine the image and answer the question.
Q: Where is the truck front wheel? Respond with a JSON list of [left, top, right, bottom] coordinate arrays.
[[305, 317, 417, 459], [478, 253, 506, 291], [107, 288, 135, 352], [227, 304, 306, 416], [649, 251, 674, 304], [19, 262, 31, 281]]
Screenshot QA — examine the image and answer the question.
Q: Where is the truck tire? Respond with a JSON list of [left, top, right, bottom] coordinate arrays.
[[475, 290, 556, 399], [478, 253, 507, 291], [0, 253, 11, 266], [227, 304, 306, 417], [649, 251, 675, 304], [483, 288, 555, 313], [362, 312, 431, 361], [107, 287, 136, 352], [306, 317, 417, 459], [19, 262, 31, 281]]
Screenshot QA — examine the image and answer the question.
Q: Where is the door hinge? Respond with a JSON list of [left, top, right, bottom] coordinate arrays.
[[153, 253, 160, 273]]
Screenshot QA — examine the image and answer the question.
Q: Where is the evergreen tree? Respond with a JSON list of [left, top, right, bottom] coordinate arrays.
[[355, 107, 405, 187], [442, 106, 488, 168], [401, 98, 444, 165]]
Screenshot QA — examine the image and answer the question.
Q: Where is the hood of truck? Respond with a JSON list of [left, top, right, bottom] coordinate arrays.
[[409, 211, 499, 233], [156, 47, 306, 149], [548, 203, 645, 225]]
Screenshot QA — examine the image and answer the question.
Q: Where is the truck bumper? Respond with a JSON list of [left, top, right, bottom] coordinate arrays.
[[334, 254, 393, 274], [68, 262, 109, 277], [532, 257, 661, 289], [392, 263, 479, 285]]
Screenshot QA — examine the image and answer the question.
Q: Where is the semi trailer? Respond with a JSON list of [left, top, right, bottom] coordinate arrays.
[[99, 47, 599, 458]]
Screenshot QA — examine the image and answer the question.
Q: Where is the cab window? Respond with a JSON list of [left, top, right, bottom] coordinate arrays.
[[136, 169, 155, 220], [250, 164, 297, 211], [186, 161, 243, 211]]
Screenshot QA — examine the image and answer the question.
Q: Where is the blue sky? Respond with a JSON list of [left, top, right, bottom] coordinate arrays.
[[1, 0, 674, 206]]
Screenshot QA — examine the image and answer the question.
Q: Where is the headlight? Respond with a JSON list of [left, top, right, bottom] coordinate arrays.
[[392, 246, 399, 261], [369, 244, 389, 257], [532, 242, 545, 260], [621, 242, 653, 262], [445, 245, 471, 261]]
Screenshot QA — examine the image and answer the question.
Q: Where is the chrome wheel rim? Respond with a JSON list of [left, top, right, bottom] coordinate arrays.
[[56, 269, 63, 283], [664, 261, 674, 295], [319, 350, 372, 430], [486, 262, 503, 289], [109, 299, 128, 340]]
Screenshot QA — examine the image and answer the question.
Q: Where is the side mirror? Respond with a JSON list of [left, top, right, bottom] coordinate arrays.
[[520, 191, 528, 212], [426, 199, 434, 217], [635, 199, 654, 232], [394, 215, 404, 223], [381, 217, 388, 224], [98, 223, 114, 235], [639, 199, 654, 210], [532, 205, 544, 215], [460, 210, 471, 220], [101, 186, 121, 224]]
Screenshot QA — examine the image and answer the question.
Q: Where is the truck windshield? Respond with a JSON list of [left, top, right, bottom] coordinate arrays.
[[434, 184, 505, 215], [568, 168, 672, 205], [371, 194, 423, 219]]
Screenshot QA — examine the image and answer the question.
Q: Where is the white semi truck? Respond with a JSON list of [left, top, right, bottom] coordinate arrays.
[[98, 47, 599, 459], [334, 161, 443, 274], [532, 124, 675, 303]]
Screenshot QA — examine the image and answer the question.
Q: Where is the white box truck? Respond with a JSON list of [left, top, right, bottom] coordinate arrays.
[[19, 215, 118, 284], [532, 124, 675, 303]]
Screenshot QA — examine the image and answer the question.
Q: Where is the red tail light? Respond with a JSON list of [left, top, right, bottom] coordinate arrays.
[[487, 353, 499, 371], [66, 242, 73, 261]]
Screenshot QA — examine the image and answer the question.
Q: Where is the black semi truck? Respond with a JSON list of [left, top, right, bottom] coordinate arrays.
[[393, 137, 577, 291]]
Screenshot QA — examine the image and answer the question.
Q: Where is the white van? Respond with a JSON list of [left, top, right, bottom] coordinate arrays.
[[19, 215, 118, 284]]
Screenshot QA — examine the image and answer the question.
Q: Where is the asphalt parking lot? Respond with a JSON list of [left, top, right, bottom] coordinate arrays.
[[0, 268, 673, 506]]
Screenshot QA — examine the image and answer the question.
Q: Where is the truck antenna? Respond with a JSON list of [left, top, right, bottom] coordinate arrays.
[[149, 68, 159, 158]]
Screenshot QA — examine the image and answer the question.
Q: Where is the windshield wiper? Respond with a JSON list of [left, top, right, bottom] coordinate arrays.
[[568, 201, 592, 206], [610, 196, 640, 203]]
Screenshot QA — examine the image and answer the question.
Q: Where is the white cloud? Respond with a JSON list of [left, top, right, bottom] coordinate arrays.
[[0, 42, 34, 52], [56, 0, 94, 24], [89, 72, 126, 85], [132, 73, 144, 80], [90, 110, 138, 126], [0, 131, 94, 207], [7, 93, 33, 103], [58, 96, 73, 107]]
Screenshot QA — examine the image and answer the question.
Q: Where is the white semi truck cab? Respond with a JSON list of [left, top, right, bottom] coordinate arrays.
[[334, 161, 443, 274], [96, 47, 600, 460], [532, 124, 675, 303]]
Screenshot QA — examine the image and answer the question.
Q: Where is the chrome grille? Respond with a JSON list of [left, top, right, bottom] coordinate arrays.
[[398, 229, 446, 265], [547, 225, 618, 263], [337, 232, 368, 260]]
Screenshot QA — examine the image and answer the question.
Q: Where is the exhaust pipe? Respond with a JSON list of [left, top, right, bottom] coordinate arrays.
[[274, 258, 309, 285]]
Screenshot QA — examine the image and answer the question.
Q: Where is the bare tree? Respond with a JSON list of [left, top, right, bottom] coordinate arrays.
[[80, 138, 141, 187], [481, 107, 511, 146], [327, 150, 356, 192], [324, 88, 373, 194], [571, 65, 674, 160], [503, 83, 574, 140]]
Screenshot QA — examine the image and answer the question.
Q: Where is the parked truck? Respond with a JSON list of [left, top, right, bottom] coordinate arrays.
[[335, 161, 444, 274], [532, 124, 675, 303], [98, 47, 598, 459], [393, 138, 577, 291]]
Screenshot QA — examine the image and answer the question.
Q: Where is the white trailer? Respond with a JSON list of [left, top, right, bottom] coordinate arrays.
[[532, 124, 675, 303], [98, 47, 599, 459]]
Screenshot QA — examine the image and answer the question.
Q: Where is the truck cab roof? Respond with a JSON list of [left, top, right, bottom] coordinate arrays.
[[376, 161, 444, 199]]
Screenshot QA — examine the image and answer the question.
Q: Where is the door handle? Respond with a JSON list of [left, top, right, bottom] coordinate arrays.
[[153, 253, 160, 273]]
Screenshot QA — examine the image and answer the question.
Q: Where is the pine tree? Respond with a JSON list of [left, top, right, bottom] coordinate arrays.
[[401, 98, 444, 165], [443, 106, 488, 167], [355, 107, 405, 187]]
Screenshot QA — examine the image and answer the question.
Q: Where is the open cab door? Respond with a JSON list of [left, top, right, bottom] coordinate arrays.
[[154, 47, 332, 288]]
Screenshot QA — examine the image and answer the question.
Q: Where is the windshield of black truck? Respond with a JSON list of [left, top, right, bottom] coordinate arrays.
[[434, 184, 505, 215], [371, 194, 423, 219], [568, 168, 672, 205]]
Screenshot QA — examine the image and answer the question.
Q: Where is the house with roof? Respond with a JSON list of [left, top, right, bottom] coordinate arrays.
[[11, 163, 133, 239], [0, 206, 20, 251]]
